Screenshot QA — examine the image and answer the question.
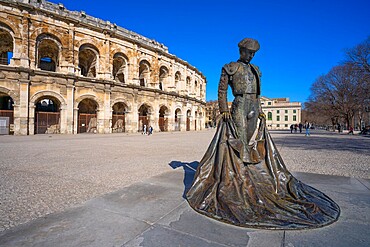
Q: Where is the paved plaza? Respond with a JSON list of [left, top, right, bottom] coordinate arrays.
[[0, 129, 369, 246]]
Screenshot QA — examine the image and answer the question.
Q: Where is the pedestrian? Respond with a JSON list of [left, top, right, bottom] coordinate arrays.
[[294, 124, 298, 133], [304, 121, 310, 136], [290, 124, 293, 133], [148, 126, 153, 135], [299, 123, 303, 133], [142, 124, 147, 135], [348, 126, 354, 135]]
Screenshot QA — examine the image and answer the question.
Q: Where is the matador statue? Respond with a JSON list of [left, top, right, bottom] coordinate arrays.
[[186, 38, 340, 229]]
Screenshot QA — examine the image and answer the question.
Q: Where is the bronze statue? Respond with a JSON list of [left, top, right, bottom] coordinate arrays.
[[186, 38, 340, 229]]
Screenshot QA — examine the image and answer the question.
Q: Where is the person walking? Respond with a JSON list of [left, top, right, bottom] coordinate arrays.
[[148, 126, 153, 135], [299, 122, 303, 133], [142, 124, 147, 135], [290, 124, 294, 133], [304, 121, 310, 136]]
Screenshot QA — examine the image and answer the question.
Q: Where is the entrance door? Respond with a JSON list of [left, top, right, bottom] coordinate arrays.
[[78, 113, 97, 133], [35, 112, 60, 134]]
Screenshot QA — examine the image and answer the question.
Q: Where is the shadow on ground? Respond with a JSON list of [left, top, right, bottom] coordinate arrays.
[[169, 161, 199, 198]]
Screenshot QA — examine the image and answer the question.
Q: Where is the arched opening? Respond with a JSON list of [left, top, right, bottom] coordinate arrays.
[[186, 76, 191, 92], [175, 71, 181, 91], [138, 104, 150, 132], [159, 66, 168, 91], [112, 53, 128, 83], [34, 97, 60, 134], [79, 44, 99, 77], [139, 60, 150, 87], [159, 106, 169, 132], [186, 110, 191, 131], [174, 108, 181, 131], [194, 80, 198, 95], [112, 102, 126, 133], [0, 93, 14, 134], [36, 34, 60, 72], [0, 27, 13, 65], [78, 98, 98, 133]]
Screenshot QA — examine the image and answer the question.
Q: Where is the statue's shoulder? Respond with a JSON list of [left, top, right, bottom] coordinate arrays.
[[223, 62, 240, 75], [250, 64, 262, 77]]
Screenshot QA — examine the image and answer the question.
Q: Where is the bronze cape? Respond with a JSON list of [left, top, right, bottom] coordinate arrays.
[[186, 116, 340, 229]]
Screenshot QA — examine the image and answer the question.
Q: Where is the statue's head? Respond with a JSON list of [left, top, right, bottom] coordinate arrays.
[[238, 38, 260, 63]]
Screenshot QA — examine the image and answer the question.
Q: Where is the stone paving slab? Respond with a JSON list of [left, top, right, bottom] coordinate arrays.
[[1, 169, 369, 247]]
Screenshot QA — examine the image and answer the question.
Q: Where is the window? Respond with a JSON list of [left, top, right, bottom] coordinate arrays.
[[277, 115, 280, 121], [293, 115, 297, 121], [268, 112, 272, 120], [285, 115, 288, 121], [268, 102, 272, 105], [277, 110, 280, 113], [285, 110, 288, 114], [277, 124, 280, 127], [285, 124, 288, 127], [293, 109, 296, 113]]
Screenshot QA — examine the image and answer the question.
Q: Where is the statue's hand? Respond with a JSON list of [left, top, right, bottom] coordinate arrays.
[[258, 112, 266, 119], [222, 112, 231, 120]]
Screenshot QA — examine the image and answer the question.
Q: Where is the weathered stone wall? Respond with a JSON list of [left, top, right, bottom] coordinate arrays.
[[0, 0, 206, 135]]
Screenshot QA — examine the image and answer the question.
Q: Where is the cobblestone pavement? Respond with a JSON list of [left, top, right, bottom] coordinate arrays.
[[0, 129, 369, 232]]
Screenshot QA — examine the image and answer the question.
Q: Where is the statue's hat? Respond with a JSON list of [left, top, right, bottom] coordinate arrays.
[[238, 38, 260, 52]]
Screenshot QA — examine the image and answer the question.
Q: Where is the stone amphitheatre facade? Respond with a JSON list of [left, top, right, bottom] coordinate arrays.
[[0, 0, 206, 135]]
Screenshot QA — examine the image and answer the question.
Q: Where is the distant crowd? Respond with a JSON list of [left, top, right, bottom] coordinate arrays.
[[290, 121, 311, 136]]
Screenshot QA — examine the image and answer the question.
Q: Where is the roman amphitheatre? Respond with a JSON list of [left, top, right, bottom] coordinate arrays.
[[0, 0, 206, 135]]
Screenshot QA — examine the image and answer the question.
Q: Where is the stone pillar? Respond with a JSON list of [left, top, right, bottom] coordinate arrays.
[[18, 75, 30, 135], [103, 85, 111, 133], [125, 110, 133, 133], [131, 103, 138, 133], [73, 108, 78, 134], [28, 105, 35, 135], [66, 83, 75, 134], [59, 104, 68, 134]]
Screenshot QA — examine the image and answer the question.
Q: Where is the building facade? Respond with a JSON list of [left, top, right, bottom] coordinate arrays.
[[0, 0, 206, 135], [260, 96, 302, 129], [205, 97, 302, 130]]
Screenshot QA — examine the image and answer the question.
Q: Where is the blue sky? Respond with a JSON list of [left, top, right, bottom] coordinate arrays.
[[49, 0, 370, 104]]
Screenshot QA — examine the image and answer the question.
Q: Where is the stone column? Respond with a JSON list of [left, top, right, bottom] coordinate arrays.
[[59, 104, 68, 134], [18, 74, 30, 135], [66, 83, 75, 134], [103, 84, 111, 133]]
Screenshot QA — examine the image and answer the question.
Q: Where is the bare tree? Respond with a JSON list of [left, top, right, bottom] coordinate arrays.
[[307, 64, 366, 129], [345, 36, 370, 73]]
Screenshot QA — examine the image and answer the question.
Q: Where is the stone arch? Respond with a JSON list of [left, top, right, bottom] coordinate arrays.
[[30, 90, 66, 107], [0, 22, 15, 65], [139, 59, 151, 87], [186, 109, 192, 131], [0, 19, 18, 39], [36, 33, 62, 72], [76, 97, 100, 133], [159, 65, 169, 90], [31, 91, 65, 134], [186, 76, 191, 92], [0, 86, 19, 105], [111, 98, 132, 113], [78, 43, 100, 77], [175, 71, 181, 91], [75, 94, 102, 110], [0, 87, 16, 127], [174, 107, 182, 131], [112, 101, 128, 133], [138, 102, 153, 132], [158, 105, 169, 132], [30, 27, 67, 47], [112, 52, 129, 83]]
